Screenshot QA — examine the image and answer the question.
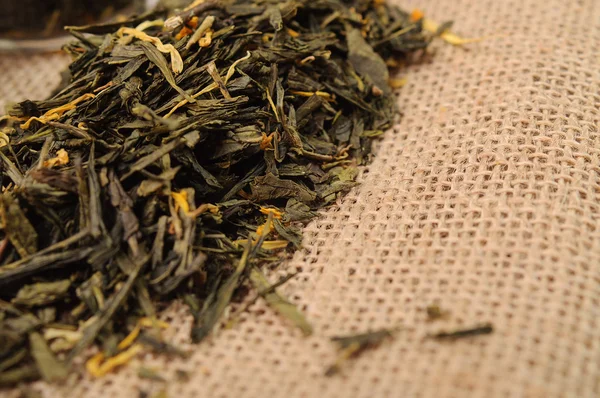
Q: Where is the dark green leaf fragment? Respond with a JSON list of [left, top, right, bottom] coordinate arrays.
[[330, 329, 393, 350], [429, 324, 494, 340], [326, 329, 394, 376], [191, 241, 253, 343], [139, 42, 195, 103], [426, 304, 450, 321], [347, 28, 390, 95], [138, 367, 166, 382], [251, 173, 316, 203], [68, 247, 150, 362]]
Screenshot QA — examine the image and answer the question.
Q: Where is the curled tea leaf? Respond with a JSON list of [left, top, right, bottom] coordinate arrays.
[[12, 280, 71, 307]]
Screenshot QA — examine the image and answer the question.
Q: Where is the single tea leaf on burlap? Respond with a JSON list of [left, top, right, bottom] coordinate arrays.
[[250, 268, 313, 336], [429, 324, 494, 340], [326, 329, 394, 376]]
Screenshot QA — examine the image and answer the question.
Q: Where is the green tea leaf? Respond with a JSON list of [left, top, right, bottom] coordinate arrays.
[[0, 193, 38, 258], [29, 332, 68, 382], [250, 268, 312, 336], [251, 173, 316, 203], [326, 329, 394, 376], [0, 348, 27, 372], [0, 0, 436, 382], [347, 28, 391, 95], [139, 42, 195, 102], [429, 324, 494, 340], [12, 280, 71, 307], [0, 364, 39, 387]]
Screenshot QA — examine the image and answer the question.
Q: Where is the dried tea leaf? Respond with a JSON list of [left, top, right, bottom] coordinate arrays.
[[68, 248, 150, 361], [347, 29, 390, 95], [326, 329, 394, 376], [118, 27, 184, 73], [29, 332, 68, 382], [139, 42, 193, 102], [138, 366, 166, 382], [426, 304, 450, 321], [429, 324, 494, 340], [137, 332, 188, 358], [12, 280, 71, 307], [249, 268, 312, 335], [121, 138, 184, 180], [284, 198, 318, 222], [0, 193, 38, 258], [251, 173, 316, 203], [0, 0, 439, 384], [0, 152, 23, 186], [0, 364, 39, 387], [330, 329, 393, 350], [44, 328, 83, 352], [191, 240, 252, 343], [0, 348, 27, 372]]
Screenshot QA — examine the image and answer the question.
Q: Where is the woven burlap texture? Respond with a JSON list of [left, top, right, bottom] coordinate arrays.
[[2, 0, 600, 397]]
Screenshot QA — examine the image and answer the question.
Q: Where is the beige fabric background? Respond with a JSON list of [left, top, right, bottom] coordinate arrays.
[[2, 0, 600, 397]]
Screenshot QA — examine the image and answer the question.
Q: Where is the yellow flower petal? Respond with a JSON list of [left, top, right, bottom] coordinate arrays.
[[410, 8, 424, 22], [0, 130, 9, 148], [199, 30, 213, 47], [388, 77, 407, 89], [43, 148, 70, 168], [289, 90, 335, 101], [21, 93, 95, 129], [234, 240, 289, 250], [423, 19, 486, 46], [90, 344, 143, 378], [86, 352, 105, 377], [117, 324, 141, 351], [118, 27, 184, 73], [172, 191, 190, 214], [287, 28, 300, 38], [138, 317, 170, 329], [259, 207, 283, 219]]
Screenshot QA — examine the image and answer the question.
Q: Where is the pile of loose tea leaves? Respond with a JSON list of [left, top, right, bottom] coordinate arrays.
[[0, 0, 439, 385]]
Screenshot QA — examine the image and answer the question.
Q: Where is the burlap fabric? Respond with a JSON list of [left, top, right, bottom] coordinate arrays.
[[2, 0, 600, 397]]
